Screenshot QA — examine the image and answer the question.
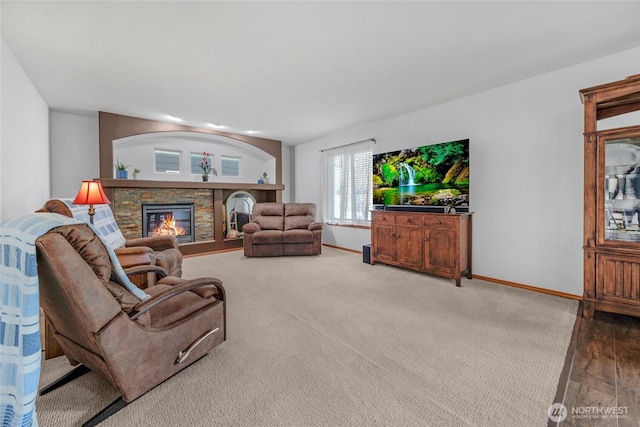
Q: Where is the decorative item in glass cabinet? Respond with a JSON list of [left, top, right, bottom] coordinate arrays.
[[604, 138, 640, 241]]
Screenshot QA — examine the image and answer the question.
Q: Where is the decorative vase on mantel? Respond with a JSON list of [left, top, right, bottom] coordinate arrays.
[[202, 175, 209, 182]]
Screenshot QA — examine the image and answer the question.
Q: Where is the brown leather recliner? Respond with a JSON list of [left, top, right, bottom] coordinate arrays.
[[37, 199, 183, 278], [36, 223, 225, 426]]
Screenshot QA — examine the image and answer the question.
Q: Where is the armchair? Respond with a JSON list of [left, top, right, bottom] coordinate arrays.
[[37, 198, 183, 278], [36, 223, 225, 426]]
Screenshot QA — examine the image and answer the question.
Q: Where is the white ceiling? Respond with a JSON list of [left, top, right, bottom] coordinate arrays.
[[2, 1, 639, 145]]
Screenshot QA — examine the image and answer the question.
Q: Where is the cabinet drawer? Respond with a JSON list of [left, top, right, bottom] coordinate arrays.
[[372, 211, 395, 225], [396, 214, 422, 227], [423, 215, 457, 229]]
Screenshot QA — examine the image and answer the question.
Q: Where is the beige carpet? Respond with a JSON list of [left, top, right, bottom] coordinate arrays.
[[36, 246, 577, 426]]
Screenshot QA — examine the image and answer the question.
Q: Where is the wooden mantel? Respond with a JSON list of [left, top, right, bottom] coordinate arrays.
[[100, 179, 284, 256], [100, 178, 285, 192]]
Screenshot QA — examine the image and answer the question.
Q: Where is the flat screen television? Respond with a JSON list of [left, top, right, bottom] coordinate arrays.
[[372, 139, 469, 211]]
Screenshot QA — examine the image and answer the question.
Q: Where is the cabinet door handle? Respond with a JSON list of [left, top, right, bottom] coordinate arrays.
[[424, 237, 430, 242]]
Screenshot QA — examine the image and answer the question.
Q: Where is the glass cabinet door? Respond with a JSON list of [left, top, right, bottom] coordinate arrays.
[[604, 136, 640, 241]]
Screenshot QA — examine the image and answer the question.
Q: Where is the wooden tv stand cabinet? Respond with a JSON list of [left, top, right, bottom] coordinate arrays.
[[371, 210, 472, 286]]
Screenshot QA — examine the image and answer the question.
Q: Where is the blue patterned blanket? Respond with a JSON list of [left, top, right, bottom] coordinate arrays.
[[54, 199, 127, 250], [0, 213, 148, 427]]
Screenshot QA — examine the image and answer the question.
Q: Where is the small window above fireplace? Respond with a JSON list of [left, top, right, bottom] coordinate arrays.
[[221, 156, 241, 177], [155, 149, 181, 174]]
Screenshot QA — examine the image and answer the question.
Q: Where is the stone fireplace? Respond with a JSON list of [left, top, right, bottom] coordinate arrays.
[[112, 187, 214, 242]]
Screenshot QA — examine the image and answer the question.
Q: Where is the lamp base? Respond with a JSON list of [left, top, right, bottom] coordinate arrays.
[[88, 205, 95, 224]]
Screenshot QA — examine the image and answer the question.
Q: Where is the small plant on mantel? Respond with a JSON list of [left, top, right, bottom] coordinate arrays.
[[114, 160, 129, 171], [200, 152, 217, 182], [114, 160, 129, 179]]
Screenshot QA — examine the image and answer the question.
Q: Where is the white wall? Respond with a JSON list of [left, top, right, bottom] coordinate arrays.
[[295, 47, 640, 296], [0, 38, 50, 221], [50, 111, 99, 197]]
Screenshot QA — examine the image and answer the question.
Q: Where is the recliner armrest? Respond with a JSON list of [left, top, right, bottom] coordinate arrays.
[[124, 264, 167, 280], [126, 235, 179, 250], [242, 223, 261, 234], [308, 222, 323, 231], [130, 278, 224, 321], [115, 246, 154, 256]]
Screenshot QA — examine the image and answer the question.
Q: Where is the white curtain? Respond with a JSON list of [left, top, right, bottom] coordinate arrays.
[[321, 141, 373, 226]]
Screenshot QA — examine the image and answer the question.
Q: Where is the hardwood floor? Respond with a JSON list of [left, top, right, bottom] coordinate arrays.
[[550, 306, 640, 426]]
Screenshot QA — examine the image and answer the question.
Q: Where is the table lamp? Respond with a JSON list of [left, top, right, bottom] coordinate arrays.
[[72, 180, 111, 224]]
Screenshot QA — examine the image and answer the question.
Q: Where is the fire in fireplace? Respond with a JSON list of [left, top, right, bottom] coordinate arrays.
[[155, 214, 185, 236], [142, 203, 195, 243]]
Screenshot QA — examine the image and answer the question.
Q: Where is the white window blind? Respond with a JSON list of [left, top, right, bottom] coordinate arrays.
[[322, 141, 373, 226], [155, 149, 181, 173], [221, 156, 240, 176]]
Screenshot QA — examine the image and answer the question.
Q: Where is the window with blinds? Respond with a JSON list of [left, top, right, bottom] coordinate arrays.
[[155, 149, 181, 173], [221, 156, 240, 177], [322, 141, 373, 226]]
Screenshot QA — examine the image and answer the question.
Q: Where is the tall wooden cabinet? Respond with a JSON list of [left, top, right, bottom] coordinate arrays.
[[581, 74, 640, 319], [371, 210, 472, 286]]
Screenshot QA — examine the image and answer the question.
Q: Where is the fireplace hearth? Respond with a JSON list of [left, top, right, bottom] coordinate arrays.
[[142, 203, 195, 244]]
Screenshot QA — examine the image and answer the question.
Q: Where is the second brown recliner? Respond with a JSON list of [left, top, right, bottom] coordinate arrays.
[[37, 198, 183, 278]]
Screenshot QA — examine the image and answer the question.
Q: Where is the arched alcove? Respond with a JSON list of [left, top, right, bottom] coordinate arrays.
[[113, 131, 275, 183], [99, 112, 282, 183]]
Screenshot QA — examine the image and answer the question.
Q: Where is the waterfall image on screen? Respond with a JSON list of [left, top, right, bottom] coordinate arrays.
[[372, 139, 469, 207]]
